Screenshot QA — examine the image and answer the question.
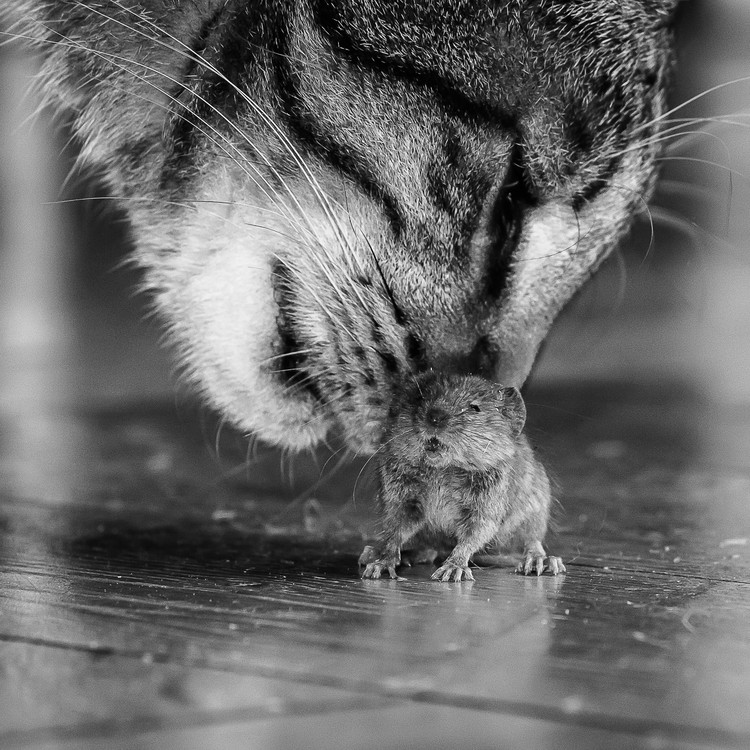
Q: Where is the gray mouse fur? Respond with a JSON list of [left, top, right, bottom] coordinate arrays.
[[360, 372, 565, 581]]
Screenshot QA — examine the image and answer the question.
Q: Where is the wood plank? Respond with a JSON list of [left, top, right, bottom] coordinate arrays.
[[15, 704, 731, 750], [0, 641, 390, 747]]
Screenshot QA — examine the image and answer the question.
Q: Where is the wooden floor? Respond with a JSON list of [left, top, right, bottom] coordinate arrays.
[[2, 3, 750, 748]]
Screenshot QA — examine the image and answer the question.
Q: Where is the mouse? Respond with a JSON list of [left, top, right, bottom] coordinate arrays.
[[359, 372, 566, 581]]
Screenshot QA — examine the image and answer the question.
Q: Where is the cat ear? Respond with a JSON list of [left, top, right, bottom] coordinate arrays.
[[500, 387, 526, 438]]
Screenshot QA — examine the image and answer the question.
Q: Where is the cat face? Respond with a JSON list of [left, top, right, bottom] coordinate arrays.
[[4, 1, 678, 451]]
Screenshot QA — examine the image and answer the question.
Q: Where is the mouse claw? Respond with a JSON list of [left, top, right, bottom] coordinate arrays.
[[535, 555, 545, 576], [517, 555, 539, 576], [517, 541, 565, 577], [431, 563, 474, 582], [546, 556, 567, 575], [516, 552, 567, 576], [361, 558, 401, 580]]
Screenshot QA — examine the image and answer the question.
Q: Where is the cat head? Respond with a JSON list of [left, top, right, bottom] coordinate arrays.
[[12, 1, 678, 451]]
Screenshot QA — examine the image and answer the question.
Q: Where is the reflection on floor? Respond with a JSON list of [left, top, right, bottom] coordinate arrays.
[[1, 2, 750, 749]]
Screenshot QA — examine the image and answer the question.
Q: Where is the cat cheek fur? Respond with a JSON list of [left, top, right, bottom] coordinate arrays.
[[143, 190, 333, 450]]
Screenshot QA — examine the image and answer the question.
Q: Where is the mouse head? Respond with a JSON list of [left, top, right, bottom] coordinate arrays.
[[386, 372, 527, 469]]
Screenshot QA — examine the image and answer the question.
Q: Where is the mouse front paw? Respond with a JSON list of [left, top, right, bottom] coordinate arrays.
[[431, 561, 475, 582], [360, 552, 402, 580], [361, 560, 400, 580]]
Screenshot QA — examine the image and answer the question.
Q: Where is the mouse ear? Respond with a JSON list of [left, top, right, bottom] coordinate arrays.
[[500, 387, 526, 437]]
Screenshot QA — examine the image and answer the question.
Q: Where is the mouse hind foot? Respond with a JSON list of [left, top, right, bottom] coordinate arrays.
[[516, 540, 567, 576]]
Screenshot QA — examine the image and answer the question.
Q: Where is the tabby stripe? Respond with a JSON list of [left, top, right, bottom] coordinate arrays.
[[271, 260, 321, 402], [156, 4, 231, 190], [311, 2, 516, 129], [168, 2, 229, 104], [269, 29, 407, 239], [484, 143, 535, 301], [571, 155, 622, 212], [424, 121, 493, 245]]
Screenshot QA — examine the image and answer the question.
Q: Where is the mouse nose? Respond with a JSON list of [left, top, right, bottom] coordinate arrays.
[[426, 407, 450, 428], [425, 437, 442, 453]]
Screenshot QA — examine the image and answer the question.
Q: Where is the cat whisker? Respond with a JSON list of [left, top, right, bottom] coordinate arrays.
[[648, 205, 743, 260], [647, 206, 705, 246], [607, 182, 655, 266], [655, 155, 748, 181], [7, 6, 412, 362], [101, 0, 363, 284], [351, 433, 404, 507], [12, 27, 316, 248], [281, 261, 361, 343], [45, 195, 280, 216], [318, 443, 352, 481], [649, 114, 750, 136], [644, 128, 732, 156], [245, 432, 261, 473], [655, 179, 728, 204], [632, 73, 750, 135], [260, 349, 317, 366], [214, 415, 228, 464], [279, 444, 295, 487], [516, 220, 596, 262], [40, 8, 328, 255], [604, 126, 732, 163], [663, 113, 750, 125], [42, 195, 307, 246]]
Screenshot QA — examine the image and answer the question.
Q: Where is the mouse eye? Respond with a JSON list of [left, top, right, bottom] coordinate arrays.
[[469, 402, 481, 412]]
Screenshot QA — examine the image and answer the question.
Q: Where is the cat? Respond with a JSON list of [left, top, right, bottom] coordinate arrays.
[[1, 1, 680, 453]]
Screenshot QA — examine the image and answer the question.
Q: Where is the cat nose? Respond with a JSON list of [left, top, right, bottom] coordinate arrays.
[[425, 407, 450, 428]]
